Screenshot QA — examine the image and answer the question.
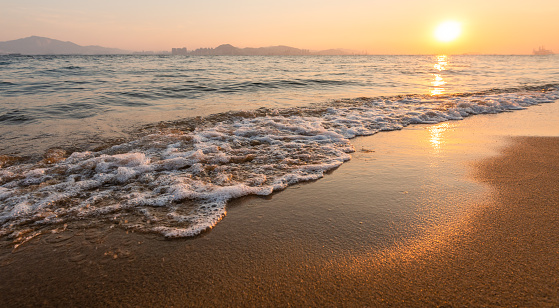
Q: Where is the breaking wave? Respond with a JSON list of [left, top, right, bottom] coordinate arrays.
[[1, 85, 558, 244]]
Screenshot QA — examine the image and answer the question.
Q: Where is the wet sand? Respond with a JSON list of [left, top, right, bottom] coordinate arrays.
[[1, 102, 559, 307]]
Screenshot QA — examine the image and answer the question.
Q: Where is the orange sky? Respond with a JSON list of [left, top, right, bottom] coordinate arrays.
[[1, 0, 558, 54]]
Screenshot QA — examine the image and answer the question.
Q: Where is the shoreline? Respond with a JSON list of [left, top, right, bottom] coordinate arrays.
[[1, 102, 559, 306]]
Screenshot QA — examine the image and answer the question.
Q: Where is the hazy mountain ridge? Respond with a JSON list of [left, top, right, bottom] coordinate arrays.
[[188, 44, 359, 56], [0, 36, 130, 55], [0, 36, 360, 56]]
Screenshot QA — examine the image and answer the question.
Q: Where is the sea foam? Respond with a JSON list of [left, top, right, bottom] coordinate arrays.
[[0, 86, 557, 240]]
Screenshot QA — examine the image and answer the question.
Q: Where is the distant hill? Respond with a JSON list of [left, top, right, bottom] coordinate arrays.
[[0, 36, 130, 55], [189, 44, 311, 56], [313, 48, 360, 56], [188, 44, 360, 56], [0, 36, 361, 56]]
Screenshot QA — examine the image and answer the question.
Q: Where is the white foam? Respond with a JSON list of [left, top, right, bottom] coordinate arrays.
[[0, 87, 558, 239]]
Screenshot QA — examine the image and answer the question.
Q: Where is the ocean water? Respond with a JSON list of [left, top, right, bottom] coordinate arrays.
[[1, 54, 558, 242]]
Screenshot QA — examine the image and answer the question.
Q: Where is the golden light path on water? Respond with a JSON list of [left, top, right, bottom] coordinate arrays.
[[431, 55, 448, 96]]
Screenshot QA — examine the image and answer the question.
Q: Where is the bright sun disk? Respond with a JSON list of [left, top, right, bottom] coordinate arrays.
[[435, 21, 461, 42]]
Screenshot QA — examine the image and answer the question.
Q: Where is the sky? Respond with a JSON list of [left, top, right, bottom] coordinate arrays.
[[1, 0, 558, 54]]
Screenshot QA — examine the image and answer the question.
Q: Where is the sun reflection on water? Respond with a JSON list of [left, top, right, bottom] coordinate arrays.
[[430, 55, 448, 96]]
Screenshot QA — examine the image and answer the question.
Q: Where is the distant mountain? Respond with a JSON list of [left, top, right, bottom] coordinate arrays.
[[0, 36, 361, 56], [188, 44, 359, 56], [313, 48, 360, 56], [0, 36, 130, 55], [243, 45, 312, 56]]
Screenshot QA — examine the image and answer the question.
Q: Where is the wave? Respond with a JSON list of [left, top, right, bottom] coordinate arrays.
[[0, 109, 35, 124], [118, 78, 358, 99], [1, 77, 357, 102], [1, 85, 558, 244]]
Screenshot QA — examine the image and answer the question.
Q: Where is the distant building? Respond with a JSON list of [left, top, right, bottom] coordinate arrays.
[[172, 47, 188, 55]]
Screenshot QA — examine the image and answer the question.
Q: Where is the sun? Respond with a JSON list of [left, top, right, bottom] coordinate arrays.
[[435, 21, 461, 42]]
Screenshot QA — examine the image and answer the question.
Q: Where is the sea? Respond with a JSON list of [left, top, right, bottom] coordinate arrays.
[[1, 54, 558, 243]]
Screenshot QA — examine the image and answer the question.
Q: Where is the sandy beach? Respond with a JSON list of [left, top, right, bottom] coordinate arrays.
[[1, 101, 559, 307]]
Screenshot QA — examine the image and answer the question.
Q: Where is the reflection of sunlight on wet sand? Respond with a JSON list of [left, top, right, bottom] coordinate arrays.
[[429, 122, 452, 154], [430, 55, 448, 96]]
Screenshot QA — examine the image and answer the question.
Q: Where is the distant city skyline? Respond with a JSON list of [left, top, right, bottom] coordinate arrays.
[[1, 0, 558, 55]]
